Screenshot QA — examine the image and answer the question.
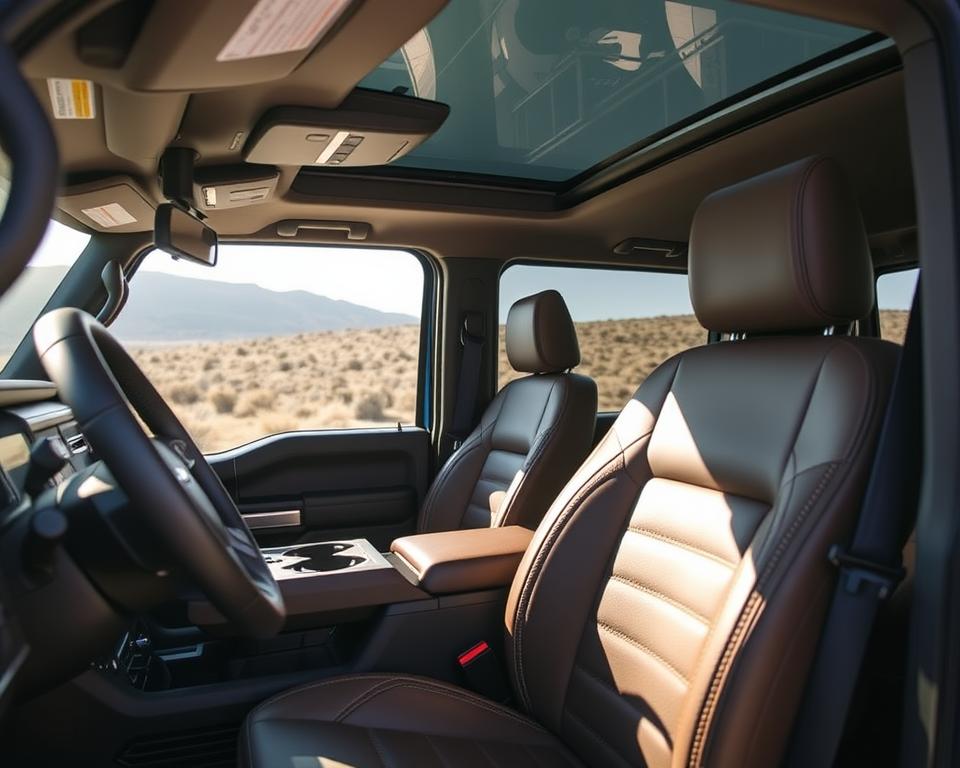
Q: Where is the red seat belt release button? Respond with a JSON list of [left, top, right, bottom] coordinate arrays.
[[458, 641, 490, 667], [456, 641, 510, 703]]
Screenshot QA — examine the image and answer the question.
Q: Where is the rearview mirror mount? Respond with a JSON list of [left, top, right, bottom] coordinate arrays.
[[154, 203, 218, 267]]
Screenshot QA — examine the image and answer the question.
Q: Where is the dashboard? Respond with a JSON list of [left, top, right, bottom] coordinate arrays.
[[0, 380, 93, 718]]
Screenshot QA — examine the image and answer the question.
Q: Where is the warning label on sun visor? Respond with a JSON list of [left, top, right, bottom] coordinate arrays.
[[81, 203, 137, 229], [47, 79, 96, 119], [217, 0, 354, 62]]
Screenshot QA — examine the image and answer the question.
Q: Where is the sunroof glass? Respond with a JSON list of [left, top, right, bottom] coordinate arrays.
[[358, 0, 871, 182]]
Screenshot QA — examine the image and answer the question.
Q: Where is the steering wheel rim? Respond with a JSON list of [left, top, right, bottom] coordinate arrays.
[[32, 307, 285, 637]]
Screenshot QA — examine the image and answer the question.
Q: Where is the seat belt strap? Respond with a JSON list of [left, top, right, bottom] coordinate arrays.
[[787, 285, 922, 767], [448, 312, 484, 448]]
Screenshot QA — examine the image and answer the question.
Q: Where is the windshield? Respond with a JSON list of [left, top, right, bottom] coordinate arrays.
[[0, 220, 91, 371]]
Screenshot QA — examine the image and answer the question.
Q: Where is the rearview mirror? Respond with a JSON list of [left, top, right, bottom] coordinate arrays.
[[154, 204, 217, 267]]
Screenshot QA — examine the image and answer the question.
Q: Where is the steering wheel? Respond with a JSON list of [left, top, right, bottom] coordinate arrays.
[[32, 308, 285, 637]]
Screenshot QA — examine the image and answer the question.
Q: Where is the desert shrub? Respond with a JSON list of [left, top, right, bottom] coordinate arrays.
[[209, 386, 237, 414], [278, 360, 293, 372], [346, 358, 363, 371], [203, 357, 219, 371], [236, 346, 249, 357], [168, 383, 200, 405], [235, 388, 275, 417], [355, 393, 389, 421], [295, 407, 313, 419]]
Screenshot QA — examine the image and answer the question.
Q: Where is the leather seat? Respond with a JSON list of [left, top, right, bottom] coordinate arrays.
[[242, 157, 899, 767], [418, 289, 597, 532]]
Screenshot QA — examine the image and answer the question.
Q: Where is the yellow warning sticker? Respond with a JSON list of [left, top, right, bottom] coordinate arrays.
[[46, 78, 96, 119]]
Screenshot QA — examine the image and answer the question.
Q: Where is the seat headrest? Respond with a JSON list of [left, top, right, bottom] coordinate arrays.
[[688, 156, 875, 333], [506, 290, 580, 374]]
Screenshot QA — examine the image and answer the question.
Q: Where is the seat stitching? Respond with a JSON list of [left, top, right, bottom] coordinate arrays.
[[625, 526, 737, 568], [563, 709, 635, 768], [792, 157, 848, 325], [247, 674, 392, 721], [424, 732, 453, 768], [475, 739, 498, 768], [250, 673, 526, 725], [332, 675, 553, 732], [421, 430, 487, 532], [367, 728, 390, 768], [684, 345, 837, 764], [337, 679, 406, 722], [607, 574, 711, 624], [512, 359, 681, 713], [596, 620, 691, 685], [512, 454, 625, 709], [383, 682, 546, 731], [500, 376, 571, 527], [687, 462, 838, 766]]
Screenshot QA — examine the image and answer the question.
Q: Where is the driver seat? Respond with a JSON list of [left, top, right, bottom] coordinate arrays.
[[241, 157, 899, 767]]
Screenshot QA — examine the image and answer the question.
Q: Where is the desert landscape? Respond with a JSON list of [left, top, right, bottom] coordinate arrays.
[[126, 310, 910, 453]]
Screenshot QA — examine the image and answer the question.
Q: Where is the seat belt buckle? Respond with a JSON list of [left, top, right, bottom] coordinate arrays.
[[827, 545, 905, 599], [457, 641, 511, 703]]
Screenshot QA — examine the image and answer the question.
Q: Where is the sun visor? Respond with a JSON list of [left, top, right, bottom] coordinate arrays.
[[59, 178, 155, 233], [243, 91, 449, 168], [123, 0, 360, 90]]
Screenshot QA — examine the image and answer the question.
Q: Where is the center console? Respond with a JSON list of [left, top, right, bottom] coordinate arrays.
[[102, 527, 534, 698], [17, 527, 536, 767]]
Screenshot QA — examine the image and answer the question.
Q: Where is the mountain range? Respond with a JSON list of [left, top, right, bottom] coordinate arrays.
[[0, 266, 418, 352]]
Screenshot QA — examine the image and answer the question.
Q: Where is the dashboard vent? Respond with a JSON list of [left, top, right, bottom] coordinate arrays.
[[116, 724, 238, 768]]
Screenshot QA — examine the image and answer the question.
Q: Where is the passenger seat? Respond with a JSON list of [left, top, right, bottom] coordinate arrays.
[[418, 290, 597, 532]]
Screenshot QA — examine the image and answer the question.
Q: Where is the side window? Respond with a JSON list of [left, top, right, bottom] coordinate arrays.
[[499, 264, 704, 412], [114, 244, 426, 453], [876, 268, 919, 344]]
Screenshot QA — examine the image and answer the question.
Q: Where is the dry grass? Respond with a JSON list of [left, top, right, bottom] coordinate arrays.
[[123, 310, 911, 453], [879, 310, 908, 344], [499, 315, 707, 412], [128, 326, 420, 453]]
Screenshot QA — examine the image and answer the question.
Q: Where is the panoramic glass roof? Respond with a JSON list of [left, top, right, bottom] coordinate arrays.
[[358, 0, 870, 182]]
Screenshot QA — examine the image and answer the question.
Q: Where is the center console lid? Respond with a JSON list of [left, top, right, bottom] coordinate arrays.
[[390, 526, 533, 595]]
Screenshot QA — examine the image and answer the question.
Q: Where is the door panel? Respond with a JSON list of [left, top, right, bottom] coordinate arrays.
[[209, 427, 430, 550]]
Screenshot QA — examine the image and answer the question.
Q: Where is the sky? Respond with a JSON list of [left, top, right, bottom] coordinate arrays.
[[26, 220, 921, 325], [29, 220, 426, 318], [501, 264, 920, 323]]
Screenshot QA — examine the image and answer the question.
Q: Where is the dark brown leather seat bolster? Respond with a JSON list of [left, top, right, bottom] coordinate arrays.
[[391, 526, 533, 594]]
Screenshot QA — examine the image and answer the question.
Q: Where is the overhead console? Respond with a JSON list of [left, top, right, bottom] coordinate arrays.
[[243, 91, 449, 169]]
